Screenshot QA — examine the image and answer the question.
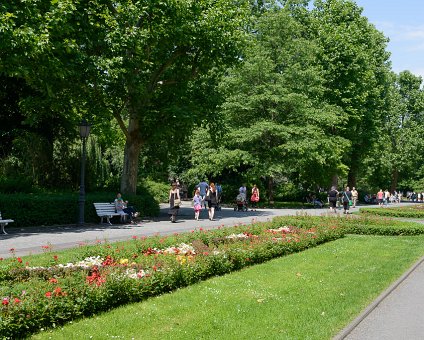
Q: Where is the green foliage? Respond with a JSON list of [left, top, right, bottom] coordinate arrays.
[[138, 179, 170, 203], [0, 192, 159, 228], [360, 205, 424, 219]]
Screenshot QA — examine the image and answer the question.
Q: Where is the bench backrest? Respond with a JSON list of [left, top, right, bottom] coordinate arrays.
[[93, 203, 117, 214], [0, 211, 2, 220]]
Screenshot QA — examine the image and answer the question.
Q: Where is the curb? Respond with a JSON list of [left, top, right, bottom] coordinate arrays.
[[333, 255, 424, 339]]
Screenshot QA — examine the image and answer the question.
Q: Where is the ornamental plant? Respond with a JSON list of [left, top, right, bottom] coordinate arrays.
[[0, 219, 343, 338]]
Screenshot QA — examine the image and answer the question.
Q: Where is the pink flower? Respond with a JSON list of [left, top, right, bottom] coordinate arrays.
[[2, 298, 9, 306], [14, 298, 21, 304]]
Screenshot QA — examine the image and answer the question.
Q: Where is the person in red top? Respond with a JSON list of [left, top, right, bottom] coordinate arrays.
[[250, 184, 260, 211], [377, 189, 384, 207]]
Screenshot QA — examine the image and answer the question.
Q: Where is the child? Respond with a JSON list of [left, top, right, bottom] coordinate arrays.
[[193, 188, 202, 220]]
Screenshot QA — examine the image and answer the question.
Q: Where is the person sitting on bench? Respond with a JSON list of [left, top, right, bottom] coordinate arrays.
[[114, 193, 139, 224]]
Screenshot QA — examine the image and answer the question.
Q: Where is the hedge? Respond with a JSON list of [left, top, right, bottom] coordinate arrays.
[[360, 205, 424, 218], [0, 192, 159, 229]]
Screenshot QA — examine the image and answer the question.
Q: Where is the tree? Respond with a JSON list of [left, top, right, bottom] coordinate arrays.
[[309, 0, 391, 187], [362, 71, 424, 192], [186, 6, 349, 200], [0, 0, 250, 194]]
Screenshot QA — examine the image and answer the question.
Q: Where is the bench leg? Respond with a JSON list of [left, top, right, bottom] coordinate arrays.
[[0, 223, 7, 235], [107, 216, 112, 225]]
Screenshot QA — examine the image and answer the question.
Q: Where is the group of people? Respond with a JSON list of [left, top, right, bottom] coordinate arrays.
[[327, 186, 359, 214], [168, 181, 260, 223]]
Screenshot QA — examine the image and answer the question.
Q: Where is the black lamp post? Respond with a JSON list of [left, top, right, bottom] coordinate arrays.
[[78, 119, 91, 226]]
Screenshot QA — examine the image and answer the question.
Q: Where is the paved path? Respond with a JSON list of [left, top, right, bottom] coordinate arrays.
[[335, 256, 424, 340], [0, 203, 332, 259]]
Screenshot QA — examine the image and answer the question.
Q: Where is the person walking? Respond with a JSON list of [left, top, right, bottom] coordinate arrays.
[[377, 189, 384, 207], [250, 184, 260, 211], [351, 187, 359, 208], [168, 182, 181, 223], [196, 179, 209, 210], [328, 186, 339, 213], [193, 188, 202, 221], [206, 182, 218, 221], [342, 186, 352, 214]]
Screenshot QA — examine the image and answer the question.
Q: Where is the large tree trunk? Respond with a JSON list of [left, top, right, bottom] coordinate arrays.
[[267, 176, 274, 203], [331, 175, 338, 189], [120, 117, 142, 195], [390, 168, 399, 193]]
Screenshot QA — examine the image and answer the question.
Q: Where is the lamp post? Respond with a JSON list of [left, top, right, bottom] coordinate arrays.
[[78, 119, 91, 226]]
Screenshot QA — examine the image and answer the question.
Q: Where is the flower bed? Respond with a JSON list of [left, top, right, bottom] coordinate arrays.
[[0, 221, 343, 338]]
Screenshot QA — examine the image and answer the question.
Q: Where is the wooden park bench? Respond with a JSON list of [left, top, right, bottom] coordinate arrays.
[[0, 211, 14, 235], [93, 203, 128, 225]]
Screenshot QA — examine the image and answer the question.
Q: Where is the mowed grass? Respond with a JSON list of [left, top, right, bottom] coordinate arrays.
[[33, 235, 424, 340]]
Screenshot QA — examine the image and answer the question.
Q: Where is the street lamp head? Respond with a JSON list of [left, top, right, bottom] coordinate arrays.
[[79, 119, 91, 139]]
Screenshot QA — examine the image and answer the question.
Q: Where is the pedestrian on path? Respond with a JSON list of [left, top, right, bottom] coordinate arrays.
[[351, 187, 358, 208], [206, 182, 218, 221], [377, 189, 384, 207], [328, 186, 339, 213], [196, 179, 209, 210], [193, 188, 202, 221], [250, 184, 260, 211], [168, 183, 180, 223], [343, 186, 352, 214]]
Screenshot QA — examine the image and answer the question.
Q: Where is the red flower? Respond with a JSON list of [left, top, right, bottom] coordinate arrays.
[[17, 257, 22, 263], [53, 255, 58, 261], [86, 266, 106, 286], [132, 235, 138, 239], [49, 278, 58, 284], [53, 287, 66, 297], [2, 298, 9, 306], [9, 248, 15, 253], [45, 292, 52, 298], [0, 258, 3, 261], [152, 265, 157, 271], [14, 298, 21, 304]]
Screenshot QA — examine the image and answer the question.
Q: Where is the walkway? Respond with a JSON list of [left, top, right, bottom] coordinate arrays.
[[0, 203, 330, 259], [335, 256, 424, 340]]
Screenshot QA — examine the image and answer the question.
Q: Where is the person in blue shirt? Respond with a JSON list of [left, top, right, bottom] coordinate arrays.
[[197, 180, 209, 210]]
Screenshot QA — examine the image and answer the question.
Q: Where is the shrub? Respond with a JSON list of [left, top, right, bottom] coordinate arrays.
[[0, 192, 159, 229], [360, 206, 424, 218]]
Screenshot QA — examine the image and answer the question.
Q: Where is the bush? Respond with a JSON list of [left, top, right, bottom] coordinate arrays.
[[138, 179, 170, 203], [0, 192, 159, 229], [360, 205, 424, 218], [0, 176, 36, 193]]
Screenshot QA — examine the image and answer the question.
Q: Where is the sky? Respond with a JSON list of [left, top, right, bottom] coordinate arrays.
[[353, 0, 424, 79]]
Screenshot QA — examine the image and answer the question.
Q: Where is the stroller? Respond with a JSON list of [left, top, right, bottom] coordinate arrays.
[[234, 193, 248, 211]]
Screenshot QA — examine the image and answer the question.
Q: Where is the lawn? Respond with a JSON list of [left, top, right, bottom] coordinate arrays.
[[32, 234, 424, 340]]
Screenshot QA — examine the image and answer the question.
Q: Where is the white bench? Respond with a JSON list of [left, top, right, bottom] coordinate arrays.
[[0, 211, 14, 235], [93, 203, 128, 225]]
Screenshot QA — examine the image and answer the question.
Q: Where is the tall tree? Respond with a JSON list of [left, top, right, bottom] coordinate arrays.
[[187, 6, 349, 200], [0, 0, 250, 194], [309, 0, 391, 187]]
